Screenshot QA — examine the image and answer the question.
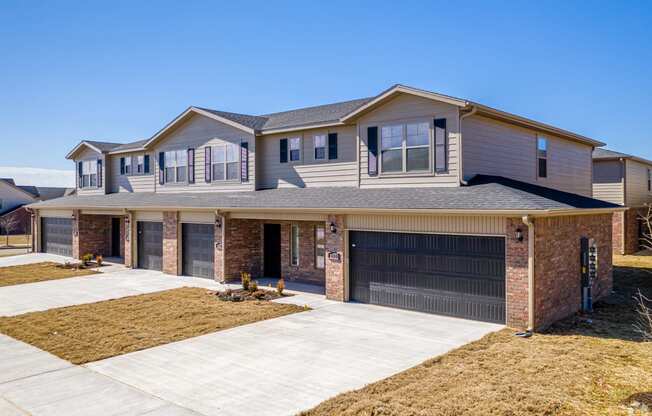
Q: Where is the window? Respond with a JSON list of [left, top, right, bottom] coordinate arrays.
[[315, 226, 325, 269], [289, 137, 301, 161], [314, 134, 326, 160], [124, 157, 132, 175], [211, 144, 239, 181], [648, 169, 651, 192], [164, 150, 187, 183], [537, 136, 548, 178], [381, 122, 430, 173], [136, 155, 144, 174], [81, 160, 97, 188], [291, 224, 299, 266]]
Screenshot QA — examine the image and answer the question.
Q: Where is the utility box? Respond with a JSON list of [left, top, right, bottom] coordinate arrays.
[[580, 237, 598, 312]]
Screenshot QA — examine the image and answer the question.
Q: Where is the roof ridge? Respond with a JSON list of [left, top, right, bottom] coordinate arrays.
[[259, 97, 373, 117]]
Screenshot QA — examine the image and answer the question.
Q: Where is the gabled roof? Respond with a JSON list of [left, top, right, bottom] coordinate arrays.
[[66, 140, 123, 159], [593, 148, 652, 166], [0, 178, 40, 200]]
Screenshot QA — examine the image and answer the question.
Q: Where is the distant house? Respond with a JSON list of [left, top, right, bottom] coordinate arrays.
[[0, 178, 73, 235]]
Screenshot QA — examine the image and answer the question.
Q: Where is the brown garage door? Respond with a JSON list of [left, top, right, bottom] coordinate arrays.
[[349, 231, 506, 324]]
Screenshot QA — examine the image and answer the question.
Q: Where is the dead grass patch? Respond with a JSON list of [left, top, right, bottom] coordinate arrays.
[[0, 262, 98, 287], [0, 287, 306, 364], [0, 234, 31, 247], [301, 254, 652, 416]]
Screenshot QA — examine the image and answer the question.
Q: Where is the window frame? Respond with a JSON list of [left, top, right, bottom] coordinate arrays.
[[289, 137, 301, 162], [80, 159, 98, 189], [136, 155, 144, 174], [315, 225, 325, 270], [379, 121, 432, 175], [163, 149, 188, 184], [537, 136, 548, 179], [124, 157, 132, 175], [211, 143, 240, 182], [314, 134, 326, 160], [290, 224, 300, 266]]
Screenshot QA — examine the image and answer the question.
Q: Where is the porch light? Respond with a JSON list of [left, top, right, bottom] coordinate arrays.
[[215, 217, 222, 228], [515, 228, 523, 242], [329, 222, 337, 234]]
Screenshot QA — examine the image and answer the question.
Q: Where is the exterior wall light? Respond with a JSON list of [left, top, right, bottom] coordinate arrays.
[[329, 222, 337, 234], [215, 217, 222, 228], [515, 228, 523, 242]]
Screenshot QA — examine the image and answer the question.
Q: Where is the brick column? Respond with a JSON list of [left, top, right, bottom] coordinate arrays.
[[72, 209, 81, 259], [124, 213, 133, 268], [505, 217, 529, 329], [325, 215, 345, 301], [162, 211, 179, 275], [214, 214, 225, 282], [31, 210, 39, 253]]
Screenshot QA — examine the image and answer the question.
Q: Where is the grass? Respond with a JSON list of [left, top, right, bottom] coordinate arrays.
[[0, 262, 98, 287], [0, 234, 31, 247], [0, 287, 306, 364], [301, 254, 652, 416]]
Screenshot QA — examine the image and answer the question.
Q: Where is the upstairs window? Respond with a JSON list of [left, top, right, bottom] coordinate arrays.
[[81, 160, 97, 188], [212, 144, 239, 181], [314, 134, 326, 160], [381, 122, 430, 173], [164, 150, 187, 183], [537, 136, 548, 178], [289, 137, 301, 161], [124, 156, 132, 175], [136, 155, 144, 174]]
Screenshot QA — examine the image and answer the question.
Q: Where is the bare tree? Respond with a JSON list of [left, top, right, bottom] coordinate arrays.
[[634, 290, 652, 341], [0, 215, 19, 246], [639, 204, 652, 252]]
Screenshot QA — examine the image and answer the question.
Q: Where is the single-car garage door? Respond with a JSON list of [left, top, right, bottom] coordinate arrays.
[[182, 223, 214, 278], [349, 231, 506, 324], [41, 217, 73, 257], [137, 221, 163, 271]]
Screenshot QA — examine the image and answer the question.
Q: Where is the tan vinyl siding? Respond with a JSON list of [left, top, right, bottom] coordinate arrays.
[[357, 93, 460, 188], [346, 214, 506, 236], [152, 114, 255, 193], [109, 153, 156, 193], [38, 209, 73, 218], [179, 211, 214, 224], [256, 125, 357, 189], [625, 159, 652, 207], [75, 148, 106, 195], [0, 181, 35, 213], [592, 160, 625, 205], [462, 115, 592, 196], [134, 211, 163, 222]]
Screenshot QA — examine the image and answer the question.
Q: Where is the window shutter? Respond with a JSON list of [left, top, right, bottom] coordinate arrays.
[[120, 157, 125, 175], [280, 138, 288, 163], [328, 133, 338, 160], [158, 152, 165, 185], [434, 118, 447, 173], [144, 155, 150, 174], [97, 159, 103, 188], [204, 147, 211, 183], [187, 148, 195, 184], [240, 142, 249, 182], [367, 127, 378, 176], [77, 161, 83, 188]]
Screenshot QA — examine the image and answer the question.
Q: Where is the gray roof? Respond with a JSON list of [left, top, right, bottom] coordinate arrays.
[[16, 186, 73, 200], [84, 140, 123, 152], [593, 148, 652, 166], [0, 178, 16, 186], [198, 108, 268, 131], [258, 97, 373, 131], [110, 139, 149, 152], [28, 176, 620, 213]]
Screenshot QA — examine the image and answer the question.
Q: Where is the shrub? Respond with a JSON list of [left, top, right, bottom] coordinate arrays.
[[241, 272, 251, 291], [252, 290, 266, 300], [250, 280, 258, 292], [276, 278, 285, 296], [81, 253, 93, 266], [95, 255, 103, 267]]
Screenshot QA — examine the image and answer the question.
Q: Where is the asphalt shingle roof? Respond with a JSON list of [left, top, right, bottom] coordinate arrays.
[[28, 175, 619, 213], [593, 148, 631, 159], [258, 97, 373, 130], [84, 140, 123, 152]]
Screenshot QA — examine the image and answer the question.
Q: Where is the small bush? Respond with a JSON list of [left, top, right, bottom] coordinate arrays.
[[81, 253, 93, 266], [250, 280, 258, 292], [241, 272, 251, 291], [252, 290, 266, 300], [277, 278, 285, 296], [96, 255, 103, 267]]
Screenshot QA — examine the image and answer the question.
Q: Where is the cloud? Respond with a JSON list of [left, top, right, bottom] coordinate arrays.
[[0, 167, 75, 187]]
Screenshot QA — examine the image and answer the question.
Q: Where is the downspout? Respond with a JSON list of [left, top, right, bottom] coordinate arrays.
[[458, 106, 477, 185], [522, 215, 535, 333]]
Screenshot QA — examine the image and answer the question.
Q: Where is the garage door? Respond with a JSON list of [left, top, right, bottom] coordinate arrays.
[[349, 231, 506, 324], [137, 221, 163, 271], [41, 217, 73, 257], [182, 223, 214, 278]]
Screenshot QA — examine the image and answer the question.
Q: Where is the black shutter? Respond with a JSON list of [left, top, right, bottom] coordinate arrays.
[[205, 147, 211, 183], [120, 157, 125, 175], [77, 161, 83, 188], [97, 159, 103, 188], [280, 138, 288, 163], [240, 142, 249, 182], [158, 152, 165, 185], [188, 148, 195, 184], [434, 118, 447, 173], [144, 155, 150, 174], [328, 133, 338, 160], [367, 127, 378, 176]]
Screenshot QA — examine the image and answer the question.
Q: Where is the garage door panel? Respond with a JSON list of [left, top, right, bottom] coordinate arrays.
[[182, 223, 214, 279], [137, 222, 163, 271], [41, 218, 72, 257], [350, 231, 506, 324]]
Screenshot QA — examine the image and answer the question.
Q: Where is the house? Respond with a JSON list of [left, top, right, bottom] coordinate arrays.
[[592, 148, 652, 254], [27, 84, 622, 331], [0, 178, 73, 235]]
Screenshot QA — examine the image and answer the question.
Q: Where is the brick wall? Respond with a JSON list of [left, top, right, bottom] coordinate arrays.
[[612, 211, 624, 254], [325, 215, 345, 301], [223, 218, 262, 281], [162, 211, 179, 275], [505, 218, 529, 329], [612, 208, 641, 255], [533, 214, 613, 329], [0, 206, 31, 235], [279, 221, 325, 284], [77, 213, 111, 258], [124, 214, 133, 267]]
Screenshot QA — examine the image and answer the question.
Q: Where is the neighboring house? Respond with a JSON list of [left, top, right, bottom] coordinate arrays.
[[592, 148, 652, 254], [0, 178, 73, 235], [28, 84, 622, 331]]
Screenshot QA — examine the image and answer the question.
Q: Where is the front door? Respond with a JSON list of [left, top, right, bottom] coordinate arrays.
[[137, 221, 163, 271], [263, 224, 281, 278], [111, 218, 121, 257]]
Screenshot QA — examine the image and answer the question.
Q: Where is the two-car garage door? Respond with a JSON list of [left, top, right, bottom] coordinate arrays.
[[349, 231, 506, 324]]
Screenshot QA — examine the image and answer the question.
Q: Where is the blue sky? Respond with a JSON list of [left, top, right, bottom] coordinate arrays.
[[1, 0, 651, 173]]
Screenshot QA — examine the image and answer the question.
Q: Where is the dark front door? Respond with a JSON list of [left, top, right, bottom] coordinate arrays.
[[111, 218, 121, 257], [182, 223, 215, 279], [263, 223, 281, 278], [137, 221, 163, 271], [349, 231, 506, 324], [41, 217, 73, 257]]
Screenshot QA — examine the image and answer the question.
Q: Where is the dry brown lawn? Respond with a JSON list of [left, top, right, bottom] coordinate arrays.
[[0, 262, 98, 287], [301, 254, 652, 416], [0, 234, 31, 247], [0, 287, 305, 364]]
